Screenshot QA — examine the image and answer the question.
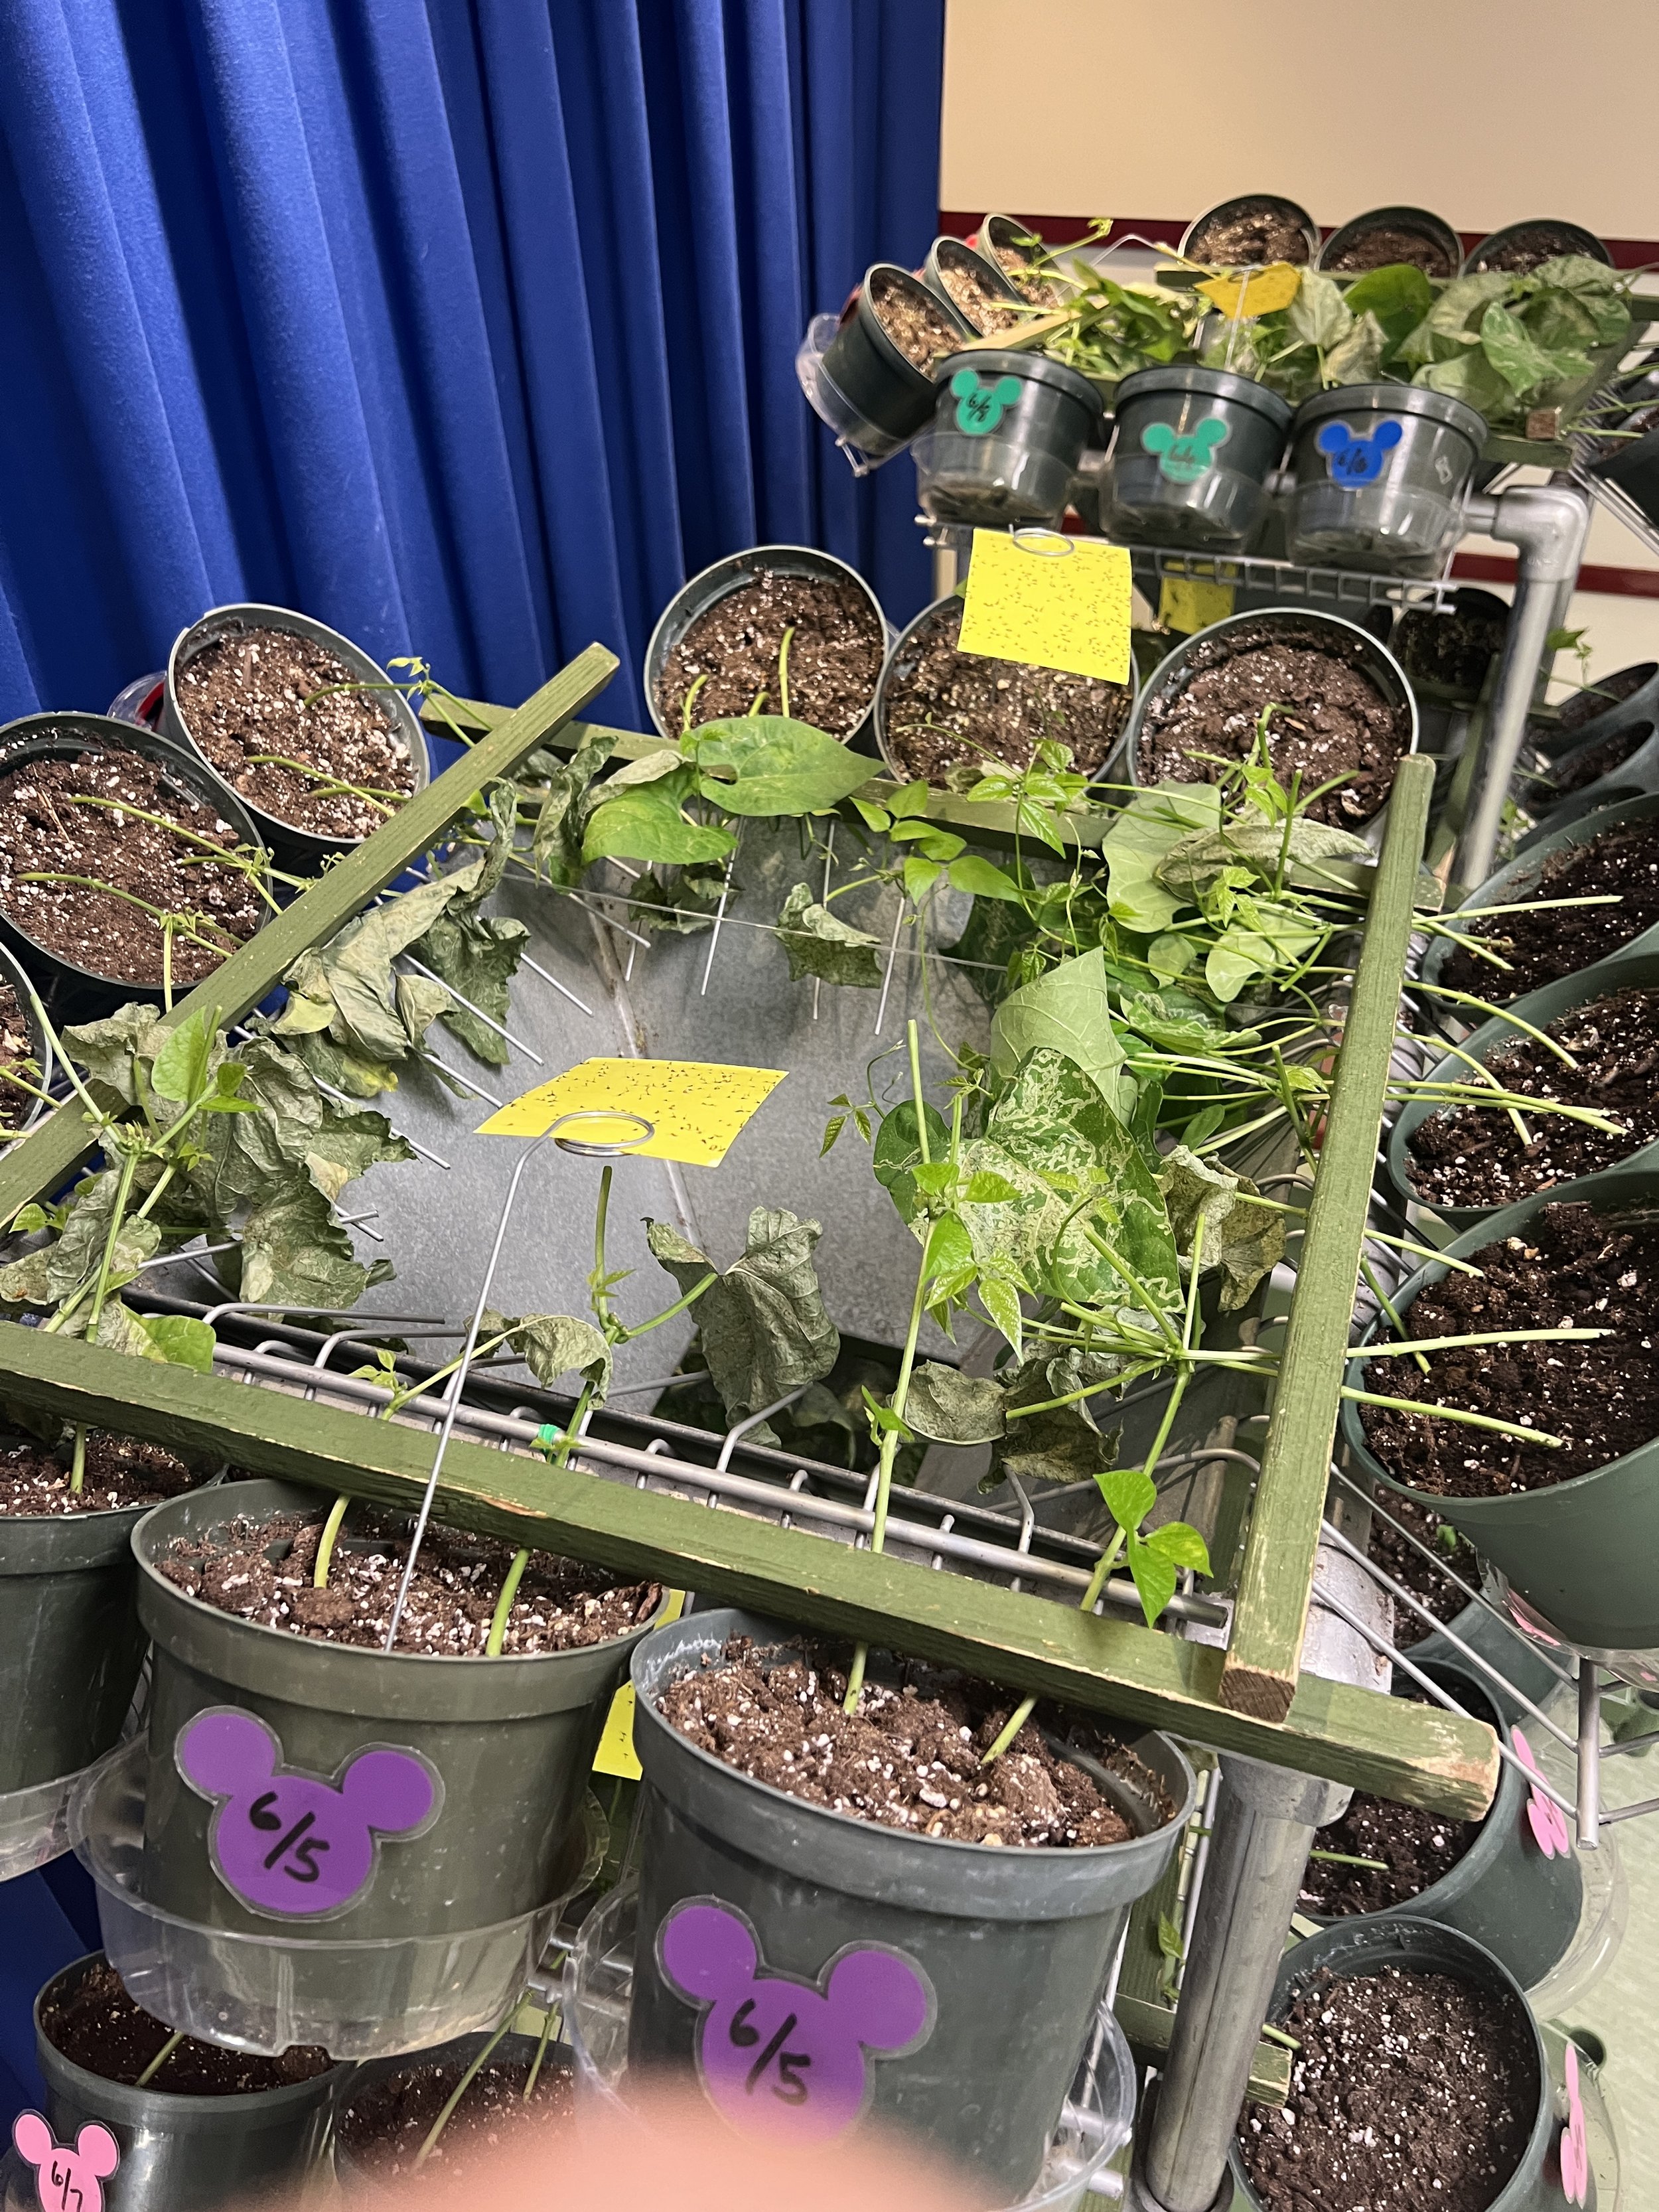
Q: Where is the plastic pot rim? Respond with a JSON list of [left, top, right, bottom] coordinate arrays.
[[922, 238, 1027, 334], [856, 263, 974, 388], [1112, 361, 1293, 431], [1461, 220, 1611, 275], [1290, 379, 1489, 447], [937, 347, 1105, 417], [1179, 194, 1320, 267], [1316, 204, 1463, 275]]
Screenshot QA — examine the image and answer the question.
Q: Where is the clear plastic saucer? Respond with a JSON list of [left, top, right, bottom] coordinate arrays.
[[70, 1737, 606, 2060], [794, 314, 907, 473], [0, 1743, 125, 1885], [565, 1881, 1136, 2209]]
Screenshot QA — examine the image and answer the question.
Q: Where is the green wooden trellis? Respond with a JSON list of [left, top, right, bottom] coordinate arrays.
[[0, 650, 1496, 1824]]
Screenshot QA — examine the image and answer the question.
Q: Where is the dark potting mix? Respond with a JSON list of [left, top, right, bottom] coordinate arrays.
[[656, 1638, 1164, 1848], [1362, 1201, 1659, 1497], [1135, 619, 1409, 825], [933, 251, 1025, 336], [867, 269, 964, 373], [42, 1959, 328, 2095], [986, 234, 1063, 307], [1548, 718, 1651, 796], [0, 983, 37, 1130], [1392, 604, 1506, 700], [1322, 226, 1457, 277], [1365, 1490, 1480, 1645], [159, 1506, 660, 1655], [654, 569, 885, 738], [1471, 225, 1600, 274], [882, 595, 1133, 783], [1406, 986, 1659, 1208], [175, 626, 417, 839], [1439, 813, 1659, 1000], [1236, 1964, 1538, 2212], [336, 2045, 571, 2177], [0, 747, 263, 986], [1187, 206, 1311, 267], [0, 1434, 195, 1518], [1299, 1684, 1488, 1916]]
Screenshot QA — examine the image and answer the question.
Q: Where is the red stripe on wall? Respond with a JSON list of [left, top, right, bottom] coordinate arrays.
[[938, 212, 1659, 270], [1453, 554, 1659, 599]]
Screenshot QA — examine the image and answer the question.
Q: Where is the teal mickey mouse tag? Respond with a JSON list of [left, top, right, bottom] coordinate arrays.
[[951, 369, 1023, 437], [1142, 415, 1230, 484]]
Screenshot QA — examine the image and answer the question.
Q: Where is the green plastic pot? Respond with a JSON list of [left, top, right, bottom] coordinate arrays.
[[21, 1952, 344, 2212], [1301, 1661, 1583, 1992], [628, 1608, 1194, 2201], [1340, 1168, 1659, 1653], [1230, 1917, 1575, 2212], [1421, 790, 1659, 1031], [131, 1480, 658, 1943], [1524, 713, 1659, 838], [1387, 947, 1659, 1227], [1526, 663, 1658, 766]]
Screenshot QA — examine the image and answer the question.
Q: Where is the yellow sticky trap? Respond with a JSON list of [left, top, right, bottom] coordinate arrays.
[[478, 1058, 785, 1167], [594, 1591, 686, 1779], [1196, 262, 1301, 319], [957, 529, 1133, 685], [1158, 577, 1236, 636]]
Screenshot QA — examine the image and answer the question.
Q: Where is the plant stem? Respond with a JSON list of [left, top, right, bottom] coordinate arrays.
[[617, 1272, 715, 1340], [414, 2021, 512, 2167], [524, 2001, 558, 2100], [1340, 1384, 1563, 1447], [484, 1548, 532, 1656], [314, 1494, 350, 1589], [591, 1165, 614, 1329], [778, 625, 795, 721], [135, 2029, 184, 2089], [1307, 1848, 1390, 1871]]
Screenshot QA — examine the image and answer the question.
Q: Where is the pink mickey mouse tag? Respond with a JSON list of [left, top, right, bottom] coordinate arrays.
[[658, 1899, 934, 2142], [11, 2113, 119, 2212], [1512, 1728, 1571, 1860], [1559, 2043, 1589, 2206], [175, 1707, 441, 1921]]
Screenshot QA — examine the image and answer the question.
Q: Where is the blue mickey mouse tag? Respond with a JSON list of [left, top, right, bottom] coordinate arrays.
[[1315, 417, 1404, 485]]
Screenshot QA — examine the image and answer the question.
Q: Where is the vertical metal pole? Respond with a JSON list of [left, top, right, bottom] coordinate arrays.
[[1578, 1657, 1601, 1850]]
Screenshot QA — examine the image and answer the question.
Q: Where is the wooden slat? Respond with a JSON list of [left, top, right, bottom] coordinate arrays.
[[0, 1320, 1498, 1818], [1220, 757, 1435, 1720], [0, 645, 618, 1222]]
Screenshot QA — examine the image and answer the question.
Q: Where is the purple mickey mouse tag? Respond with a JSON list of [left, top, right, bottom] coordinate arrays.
[[658, 1898, 934, 2142], [175, 1707, 441, 1921]]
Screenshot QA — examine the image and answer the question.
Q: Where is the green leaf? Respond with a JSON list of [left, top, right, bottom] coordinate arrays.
[[1286, 271, 1351, 350], [947, 855, 1025, 902], [583, 766, 735, 867], [302, 1108, 414, 1206], [1147, 932, 1196, 982], [603, 747, 685, 789], [990, 948, 1129, 1114], [644, 1207, 839, 1425], [1398, 270, 1512, 367], [775, 882, 885, 988], [530, 734, 612, 885], [977, 1275, 1025, 1362], [1340, 263, 1435, 355], [989, 1347, 1123, 1485], [9, 1203, 47, 1235], [872, 1101, 952, 1224], [150, 1007, 217, 1104], [61, 1004, 165, 1104], [1098, 1465, 1156, 1533], [963, 1169, 1020, 1204], [1101, 783, 1222, 933], [1118, 992, 1242, 1056], [903, 856, 944, 905], [415, 907, 528, 1066], [692, 717, 877, 818], [1411, 347, 1514, 420], [904, 1362, 1008, 1445], [887, 780, 932, 820], [482, 1307, 612, 1394], [1158, 1143, 1285, 1310], [1157, 1911, 1185, 1964], [1322, 307, 1386, 386], [138, 1313, 218, 1372], [1143, 1518, 1212, 1574], [238, 1177, 388, 1311], [1125, 1532, 1180, 1628], [1480, 299, 1583, 398], [1156, 815, 1371, 903]]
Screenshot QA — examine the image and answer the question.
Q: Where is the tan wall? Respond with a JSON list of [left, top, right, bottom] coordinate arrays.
[[941, 0, 1659, 238]]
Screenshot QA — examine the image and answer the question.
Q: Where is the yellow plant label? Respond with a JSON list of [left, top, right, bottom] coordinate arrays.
[[478, 1057, 785, 1167], [1158, 577, 1236, 635], [1196, 262, 1301, 318], [956, 529, 1133, 684], [594, 1593, 686, 1779]]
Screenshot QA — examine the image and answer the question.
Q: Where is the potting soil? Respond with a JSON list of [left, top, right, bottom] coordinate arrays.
[[175, 627, 416, 838], [336, 2051, 571, 2175], [655, 571, 885, 737], [935, 254, 1025, 336], [989, 240, 1062, 306], [1188, 209, 1311, 265], [1550, 720, 1651, 796], [1472, 226, 1595, 273], [1406, 986, 1659, 1206], [0, 749, 263, 984], [42, 1960, 328, 2095], [0, 1434, 195, 1517], [1135, 620, 1408, 825], [1299, 1790, 1479, 1915], [868, 271, 963, 373], [0, 984, 36, 1130], [1392, 605, 1506, 697], [1365, 1491, 1480, 1643], [1237, 1964, 1538, 2212], [1441, 814, 1659, 999], [882, 595, 1132, 782], [1323, 228, 1456, 276], [159, 1507, 660, 1655], [1361, 1201, 1659, 1496], [656, 1637, 1143, 1847]]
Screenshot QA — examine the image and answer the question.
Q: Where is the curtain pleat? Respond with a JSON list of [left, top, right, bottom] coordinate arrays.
[[0, 0, 944, 733]]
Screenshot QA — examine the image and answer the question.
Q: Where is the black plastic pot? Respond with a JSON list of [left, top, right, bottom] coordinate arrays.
[[642, 545, 887, 748], [331, 2027, 569, 2194], [17, 1953, 342, 2212], [626, 1607, 1194, 2199], [161, 604, 429, 879], [1118, 605, 1419, 826], [1528, 662, 1659, 765], [132, 1481, 657, 1948], [913, 349, 1103, 528], [1302, 1662, 1583, 1993], [1420, 791, 1659, 1027], [1387, 948, 1659, 1226], [1287, 384, 1487, 575], [1179, 194, 1319, 267], [1341, 1168, 1659, 1655], [1463, 221, 1611, 275], [1524, 711, 1659, 835], [920, 236, 1026, 336], [814, 267, 973, 461], [973, 215, 1076, 305], [0, 1484, 154, 1799], [0, 936, 54, 1143], [0, 717, 270, 1025], [1317, 205, 1463, 278], [1105, 365, 1291, 550], [1590, 418, 1659, 532], [1230, 1919, 1567, 2212], [1400, 1593, 1567, 1730]]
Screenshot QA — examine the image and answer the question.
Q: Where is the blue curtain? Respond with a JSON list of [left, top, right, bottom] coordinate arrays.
[[0, 0, 944, 733]]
